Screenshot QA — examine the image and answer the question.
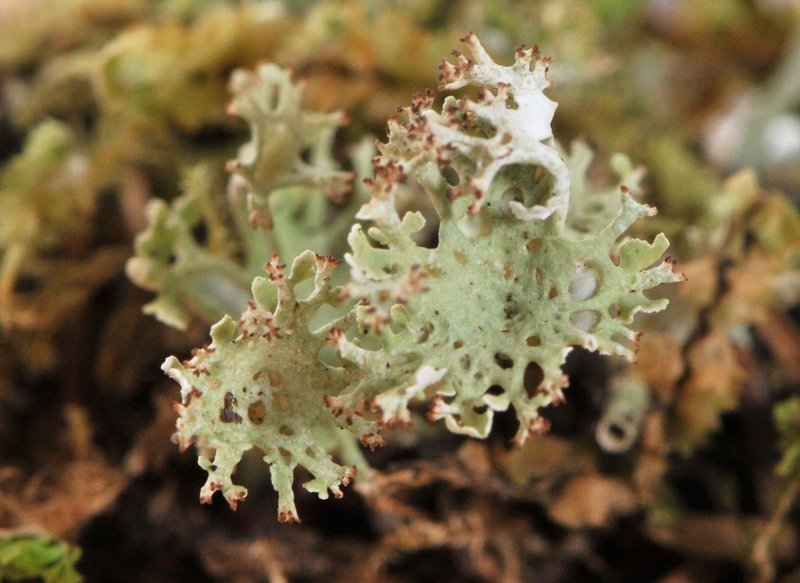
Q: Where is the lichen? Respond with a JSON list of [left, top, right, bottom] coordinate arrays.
[[333, 33, 682, 445], [165, 34, 681, 519], [164, 251, 379, 522]]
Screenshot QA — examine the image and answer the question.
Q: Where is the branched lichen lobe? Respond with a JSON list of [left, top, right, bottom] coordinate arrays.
[[334, 33, 682, 444]]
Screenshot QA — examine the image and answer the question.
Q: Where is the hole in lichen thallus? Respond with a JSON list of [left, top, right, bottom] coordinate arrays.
[[570, 309, 601, 333], [248, 401, 266, 424], [494, 352, 514, 369], [473, 404, 488, 415], [191, 222, 208, 245], [568, 264, 598, 301], [440, 165, 460, 186], [524, 362, 545, 399]]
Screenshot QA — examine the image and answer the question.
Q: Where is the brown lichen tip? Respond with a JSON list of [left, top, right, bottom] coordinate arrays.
[[410, 89, 435, 114], [372, 160, 407, 189], [439, 38, 474, 88], [426, 394, 445, 423], [227, 490, 246, 511], [199, 486, 216, 505], [379, 411, 414, 429], [521, 417, 553, 444], [264, 253, 286, 280], [359, 433, 386, 450], [460, 31, 477, 45], [664, 256, 687, 282], [325, 394, 366, 418], [278, 510, 301, 524], [261, 316, 281, 341], [514, 43, 542, 63], [325, 327, 345, 345], [315, 253, 341, 268]]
